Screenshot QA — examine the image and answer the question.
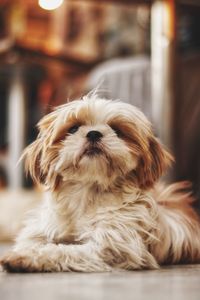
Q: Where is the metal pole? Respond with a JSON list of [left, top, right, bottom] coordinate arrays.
[[7, 68, 25, 189], [151, 0, 176, 148]]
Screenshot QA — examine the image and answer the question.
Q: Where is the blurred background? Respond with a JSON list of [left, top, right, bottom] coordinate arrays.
[[0, 0, 200, 241]]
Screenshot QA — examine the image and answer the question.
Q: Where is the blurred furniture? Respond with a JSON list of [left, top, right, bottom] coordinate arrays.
[[173, 2, 200, 205], [87, 56, 152, 120], [174, 54, 200, 205]]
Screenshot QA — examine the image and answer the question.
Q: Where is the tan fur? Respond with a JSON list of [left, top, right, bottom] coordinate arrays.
[[1, 96, 200, 272]]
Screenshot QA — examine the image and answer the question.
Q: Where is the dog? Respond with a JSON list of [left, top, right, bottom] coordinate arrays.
[[1, 95, 200, 272]]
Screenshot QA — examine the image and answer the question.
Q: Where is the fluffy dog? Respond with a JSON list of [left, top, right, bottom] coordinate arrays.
[[1, 95, 200, 272]]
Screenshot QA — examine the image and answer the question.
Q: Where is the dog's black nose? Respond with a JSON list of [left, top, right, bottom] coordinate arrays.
[[86, 130, 103, 142]]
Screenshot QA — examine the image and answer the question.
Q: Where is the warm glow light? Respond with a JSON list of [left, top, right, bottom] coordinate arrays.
[[38, 0, 64, 11]]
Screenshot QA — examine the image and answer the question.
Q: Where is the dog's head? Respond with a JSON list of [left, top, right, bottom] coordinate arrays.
[[23, 96, 172, 190]]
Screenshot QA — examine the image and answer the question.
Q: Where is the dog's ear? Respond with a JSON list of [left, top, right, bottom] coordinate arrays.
[[133, 136, 173, 189], [21, 111, 60, 187], [22, 138, 46, 186]]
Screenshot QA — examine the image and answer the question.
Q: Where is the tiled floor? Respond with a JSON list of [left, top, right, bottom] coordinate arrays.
[[0, 245, 200, 300]]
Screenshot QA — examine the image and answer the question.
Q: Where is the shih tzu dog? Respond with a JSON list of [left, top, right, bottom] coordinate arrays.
[[1, 95, 200, 272]]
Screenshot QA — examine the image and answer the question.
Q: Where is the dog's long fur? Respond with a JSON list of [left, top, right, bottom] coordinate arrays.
[[1, 96, 200, 272]]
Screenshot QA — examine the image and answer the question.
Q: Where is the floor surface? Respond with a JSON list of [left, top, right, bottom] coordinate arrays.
[[0, 245, 200, 300]]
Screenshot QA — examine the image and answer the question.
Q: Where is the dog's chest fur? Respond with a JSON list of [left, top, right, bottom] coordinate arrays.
[[44, 183, 156, 245]]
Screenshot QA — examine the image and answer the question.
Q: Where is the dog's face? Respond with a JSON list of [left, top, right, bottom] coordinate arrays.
[[24, 96, 172, 190]]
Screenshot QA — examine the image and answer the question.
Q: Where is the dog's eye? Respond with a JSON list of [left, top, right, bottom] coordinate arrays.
[[68, 125, 80, 134], [110, 126, 123, 137]]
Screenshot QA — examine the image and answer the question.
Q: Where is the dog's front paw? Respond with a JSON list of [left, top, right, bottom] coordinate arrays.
[[0, 252, 38, 273]]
